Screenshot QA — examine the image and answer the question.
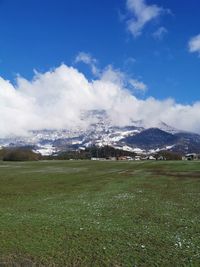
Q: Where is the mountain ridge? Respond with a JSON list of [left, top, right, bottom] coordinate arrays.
[[0, 111, 199, 155]]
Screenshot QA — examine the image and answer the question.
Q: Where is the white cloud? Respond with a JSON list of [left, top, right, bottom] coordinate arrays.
[[188, 34, 200, 55], [129, 78, 147, 91], [126, 0, 168, 37], [124, 57, 136, 68], [153, 26, 168, 40], [75, 52, 100, 75], [0, 63, 200, 137]]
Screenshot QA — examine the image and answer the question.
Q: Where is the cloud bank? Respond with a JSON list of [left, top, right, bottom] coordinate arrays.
[[0, 63, 200, 138]]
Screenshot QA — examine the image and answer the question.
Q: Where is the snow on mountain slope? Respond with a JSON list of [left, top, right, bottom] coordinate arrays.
[[0, 110, 199, 155], [155, 122, 182, 134]]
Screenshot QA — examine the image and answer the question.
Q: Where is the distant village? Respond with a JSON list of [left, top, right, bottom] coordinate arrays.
[[0, 145, 199, 161], [91, 153, 200, 161]]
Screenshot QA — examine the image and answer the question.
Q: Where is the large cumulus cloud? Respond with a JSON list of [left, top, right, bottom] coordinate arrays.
[[0, 63, 200, 137]]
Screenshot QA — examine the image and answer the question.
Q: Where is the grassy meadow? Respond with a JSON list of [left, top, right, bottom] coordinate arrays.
[[0, 160, 200, 266]]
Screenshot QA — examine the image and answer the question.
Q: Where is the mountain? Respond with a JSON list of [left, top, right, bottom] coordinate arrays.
[[0, 110, 200, 156], [122, 128, 179, 149], [121, 128, 200, 154], [155, 121, 181, 134]]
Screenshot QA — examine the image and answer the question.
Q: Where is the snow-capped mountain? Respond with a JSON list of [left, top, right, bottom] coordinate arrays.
[[155, 121, 182, 134], [0, 110, 200, 155]]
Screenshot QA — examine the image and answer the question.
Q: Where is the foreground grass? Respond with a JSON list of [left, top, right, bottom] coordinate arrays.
[[0, 160, 200, 266]]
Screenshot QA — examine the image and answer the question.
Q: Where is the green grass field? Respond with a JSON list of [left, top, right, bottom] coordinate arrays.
[[0, 160, 200, 267]]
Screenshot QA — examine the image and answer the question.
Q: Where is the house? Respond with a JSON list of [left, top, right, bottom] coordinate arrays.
[[117, 156, 134, 161], [91, 157, 106, 161], [109, 157, 117, 161], [142, 155, 156, 160], [148, 155, 156, 160], [134, 155, 141, 161], [182, 153, 198, 161], [91, 157, 98, 161], [117, 156, 128, 161], [126, 156, 134, 161], [157, 156, 166, 161]]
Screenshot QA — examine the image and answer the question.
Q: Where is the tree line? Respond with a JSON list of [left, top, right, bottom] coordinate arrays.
[[0, 146, 183, 161]]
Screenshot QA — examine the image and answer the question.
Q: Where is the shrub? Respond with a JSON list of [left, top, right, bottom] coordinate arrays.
[[2, 148, 41, 161]]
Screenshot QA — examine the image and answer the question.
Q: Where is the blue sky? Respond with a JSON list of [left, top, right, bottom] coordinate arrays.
[[1, 0, 200, 137], [0, 0, 199, 104]]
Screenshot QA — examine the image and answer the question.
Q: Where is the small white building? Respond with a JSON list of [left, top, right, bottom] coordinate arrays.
[[157, 156, 166, 160], [91, 157, 98, 161], [142, 155, 156, 160], [148, 155, 156, 160], [182, 153, 198, 161], [134, 156, 141, 161], [109, 157, 117, 161]]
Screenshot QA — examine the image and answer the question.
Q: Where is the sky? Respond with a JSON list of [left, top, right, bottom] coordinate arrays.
[[0, 0, 200, 136]]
